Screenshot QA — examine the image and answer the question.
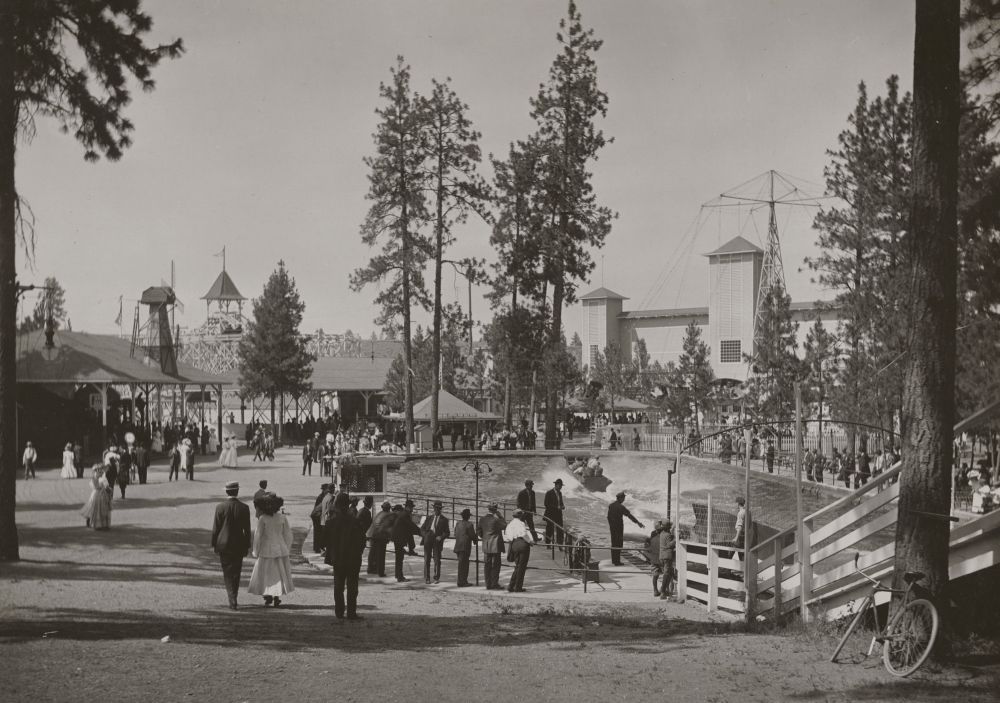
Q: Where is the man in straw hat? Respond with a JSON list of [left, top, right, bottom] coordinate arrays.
[[421, 500, 450, 584], [211, 481, 251, 610], [543, 478, 565, 548]]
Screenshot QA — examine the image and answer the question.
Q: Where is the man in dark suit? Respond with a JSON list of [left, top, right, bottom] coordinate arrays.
[[543, 478, 565, 548], [211, 481, 251, 610], [135, 442, 150, 484], [607, 491, 645, 566], [516, 479, 539, 541], [390, 504, 421, 582], [420, 500, 450, 584], [253, 480, 268, 518], [477, 502, 506, 589]]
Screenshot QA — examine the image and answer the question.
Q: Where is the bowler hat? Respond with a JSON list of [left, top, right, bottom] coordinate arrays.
[[404, 499, 415, 507], [615, 491, 626, 499], [460, 508, 472, 518], [433, 500, 443, 508], [554, 478, 563, 485], [381, 501, 391, 509]]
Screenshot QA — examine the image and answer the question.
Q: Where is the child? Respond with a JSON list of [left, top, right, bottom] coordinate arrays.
[[22, 441, 37, 479]]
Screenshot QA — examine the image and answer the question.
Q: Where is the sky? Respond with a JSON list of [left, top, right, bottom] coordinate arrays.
[[16, 0, 918, 349]]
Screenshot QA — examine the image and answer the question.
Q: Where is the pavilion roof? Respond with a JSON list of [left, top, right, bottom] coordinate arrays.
[[16, 330, 229, 386], [410, 389, 500, 421]]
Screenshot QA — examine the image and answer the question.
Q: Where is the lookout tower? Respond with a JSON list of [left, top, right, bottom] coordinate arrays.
[[201, 261, 246, 335]]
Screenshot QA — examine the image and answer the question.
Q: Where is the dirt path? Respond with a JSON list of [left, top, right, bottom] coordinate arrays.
[[1, 448, 997, 702]]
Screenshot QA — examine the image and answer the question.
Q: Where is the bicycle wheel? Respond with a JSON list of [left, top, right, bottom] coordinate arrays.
[[882, 598, 939, 677]]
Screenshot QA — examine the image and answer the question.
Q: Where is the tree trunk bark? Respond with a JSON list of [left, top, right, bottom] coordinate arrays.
[[893, 0, 959, 609], [546, 272, 564, 449], [430, 155, 444, 440], [0, 27, 19, 561]]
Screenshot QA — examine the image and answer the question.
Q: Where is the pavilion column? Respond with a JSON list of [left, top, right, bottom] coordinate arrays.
[[128, 382, 137, 428], [216, 384, 223, 455], [99, 383, 108, 450], [179, 384, 187, 426]]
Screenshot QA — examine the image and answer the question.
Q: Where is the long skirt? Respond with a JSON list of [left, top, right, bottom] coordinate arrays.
[[82, 490, 112, 529], [248, 555, 295, 597]]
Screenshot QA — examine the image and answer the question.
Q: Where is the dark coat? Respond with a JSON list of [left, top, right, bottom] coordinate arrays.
[[369, 509, 396, 541], [357, 505, 373, 536], [544, 488, 564, 516], [517, 488, 536, 515], [420, 513, 450, 546], [326, 510, 365, 569], [211, 497, 251, 557], [391, 510, 421, 543]]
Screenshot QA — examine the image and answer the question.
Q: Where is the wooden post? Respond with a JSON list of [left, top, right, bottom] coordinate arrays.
[[216, 384, 223, 455], [745, 545, 758, 622], [707, 492, 713, 546], [676, 540, 687, 602], [800, 520, 813, 622], [795, 382, 808, 622], [707, 545, 719, 612], [773, 539, 783, 618], [99, 382, 108, 449]]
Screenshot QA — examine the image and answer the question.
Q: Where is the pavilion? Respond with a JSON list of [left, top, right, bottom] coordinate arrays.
[[15, 328, 231, 458]]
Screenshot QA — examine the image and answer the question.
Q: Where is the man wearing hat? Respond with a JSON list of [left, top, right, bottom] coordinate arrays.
[[452, 508, 478, 586], [390, 503, 421, 582], [403, 499, 418, 556], [211, 481, 251, 610], [420, 501, 451, 584], [366, 501, 395, 576], [543, 479, 566, 548], [310, 484, 329, 554], [607, 492, 645, 566], [478, 502, 507, 589], [254, 480, 269, 518], [516, 480, 539, 541], [503, 509, 536, 592]]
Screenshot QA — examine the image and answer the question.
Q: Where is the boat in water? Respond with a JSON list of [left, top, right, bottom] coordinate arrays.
[[565, 455, 612, 492]]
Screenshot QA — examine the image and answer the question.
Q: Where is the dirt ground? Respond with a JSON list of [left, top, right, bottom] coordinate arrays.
[[1, 449, 998, 703]]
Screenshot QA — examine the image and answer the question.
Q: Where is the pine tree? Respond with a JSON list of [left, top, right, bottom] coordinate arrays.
[[532, 1, 615, 446], [0, 2, 181, 561], [237, 261, 314, 437], [420, 77, 489, 438], [351, 57, 432, 448], [590, 343, 635, 420], [677, 322, 715, 433], [893, 0, 960, 608], [746, 284, 801, 422], [801, 317, 839, 452], [808, 77, 912, 431]]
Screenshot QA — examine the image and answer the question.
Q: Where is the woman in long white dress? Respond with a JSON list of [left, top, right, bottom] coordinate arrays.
[[221, 435, 239, 468], [248, 494, 294, 606], [60, 443, 76, 479], [79, 465, 112, 529]]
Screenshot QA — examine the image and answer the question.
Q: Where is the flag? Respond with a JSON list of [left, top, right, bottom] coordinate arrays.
[[113, 295, 122, 326]]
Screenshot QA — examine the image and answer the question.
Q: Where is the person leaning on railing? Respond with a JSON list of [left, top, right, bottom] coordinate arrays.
[[657, 520, 676, 600]]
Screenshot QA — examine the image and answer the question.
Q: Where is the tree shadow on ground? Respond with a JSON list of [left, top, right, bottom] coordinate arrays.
[[0, 603, 734, 655], [17, 495, 223, 512]]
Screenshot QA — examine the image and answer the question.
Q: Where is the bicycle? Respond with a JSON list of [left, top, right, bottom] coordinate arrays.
[[829, 552, 939, 677]]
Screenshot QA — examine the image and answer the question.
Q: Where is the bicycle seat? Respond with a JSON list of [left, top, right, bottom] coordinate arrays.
[[903, 571, 924, 583]]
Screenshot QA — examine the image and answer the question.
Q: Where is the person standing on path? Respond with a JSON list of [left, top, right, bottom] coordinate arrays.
[[135, 442, 150, 484], [326, 492, 366, 619], [211, 481, 252, 610], [73, 441, 84, 478], [22, 441, 37, 479], [357, 496, 374, 547], [366, 501, 394, 576], [60, 442, 76, 479], [167, 442, 180, 481], [247, 493, 294, 607], [180, 438, 195, 480], [516, 480, 539, 541], [478, 502, 506, 589], [420, 501, 450, 584], [310, 484, 329, 554], [452, 508, 478, 586], [302, 436, 314, 476], [390, 504, 421, 582], [658, 519, 676, 600], [543, 478, 565, 548], [607, 492, 645, 566], [503, 510, 535, 592]]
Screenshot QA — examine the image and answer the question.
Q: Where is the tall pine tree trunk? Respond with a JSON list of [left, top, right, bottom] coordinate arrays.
[[893, 0, 959, 606], [546, 271, 564, 449], [403, 268, 414, 448], [430, 160, 443, 441], [0, 29, 19, 561]]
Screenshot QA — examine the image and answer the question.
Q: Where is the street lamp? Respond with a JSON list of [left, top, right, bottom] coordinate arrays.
[[463, 458, 492, 586]]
